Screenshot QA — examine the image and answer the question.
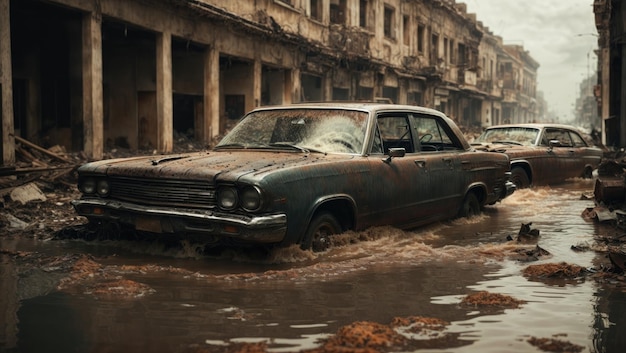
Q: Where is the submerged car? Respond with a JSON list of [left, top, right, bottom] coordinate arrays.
[[472, 123, 603, 188], [72, 103, 514, 251]]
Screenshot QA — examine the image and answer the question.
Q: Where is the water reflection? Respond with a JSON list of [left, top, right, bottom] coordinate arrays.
[[1, 179, 626, 353]]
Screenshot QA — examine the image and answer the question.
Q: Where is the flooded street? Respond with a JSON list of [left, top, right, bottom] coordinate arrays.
[[2, 178, 626, 353]]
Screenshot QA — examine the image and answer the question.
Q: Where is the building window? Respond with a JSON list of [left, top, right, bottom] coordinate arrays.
[[330, 0, 346, 25], [359, 0, 368, 28], [431, 33, 439, 63], [403, 16, 410, 46], [417, 24, 425, 54], [449, 39, 455, 64], [443, 37, 448, 64], [310, 0, 322, 21], [384, 5, 395, 39]]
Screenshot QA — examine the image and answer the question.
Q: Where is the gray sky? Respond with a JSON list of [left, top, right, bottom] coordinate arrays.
[[464, 0, 597, 121]]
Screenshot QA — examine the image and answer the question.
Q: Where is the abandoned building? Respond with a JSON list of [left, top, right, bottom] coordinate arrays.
[[0, 0, 539, 165], [594, 0, 626, 149]]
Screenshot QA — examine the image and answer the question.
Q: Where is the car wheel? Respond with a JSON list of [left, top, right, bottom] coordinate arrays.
[[302, 212, 341, 252], [458, 192, 480, 218], [511, 167, 530, 189], [582, 167, 593, 179]]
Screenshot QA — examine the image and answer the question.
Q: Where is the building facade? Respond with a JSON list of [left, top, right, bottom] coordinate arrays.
[[0, 0, 539, 164]]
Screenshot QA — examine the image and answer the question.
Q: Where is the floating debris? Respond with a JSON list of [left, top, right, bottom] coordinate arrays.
[[506, 222, 541, 243], [527, 336, 584, 353], [460, 291, 526, 309], [523, 262, 587, 279]]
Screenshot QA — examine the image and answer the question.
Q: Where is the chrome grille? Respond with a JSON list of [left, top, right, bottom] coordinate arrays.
[[109, 177, 215, 208]]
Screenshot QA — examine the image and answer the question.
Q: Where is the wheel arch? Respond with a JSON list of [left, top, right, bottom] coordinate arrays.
[[511, 161, 533, 184], [464, 182, 488, 206], [298, 195, 356, 244]]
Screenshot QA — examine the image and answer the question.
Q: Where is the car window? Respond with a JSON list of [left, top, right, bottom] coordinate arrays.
[[569, 131, 588, 147], [217, 109, 368, 153], [543, 128, 573, 147], [376, 114, 414, 154], [411, 114, 457, 151], [477, 127, 539, 146]]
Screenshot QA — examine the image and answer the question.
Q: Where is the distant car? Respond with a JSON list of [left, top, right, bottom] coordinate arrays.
[[472, 123, 604, 188], [72, 103, 514, 252]]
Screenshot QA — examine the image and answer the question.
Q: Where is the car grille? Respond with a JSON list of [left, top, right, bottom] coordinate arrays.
[[108, 176, 215, 209]]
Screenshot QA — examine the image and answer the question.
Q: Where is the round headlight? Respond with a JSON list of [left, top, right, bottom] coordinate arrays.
[[240, 186, 262, 212], [97, 180, 110, 197], [217, 186, 238, 210], [80, 178, 96, 194]]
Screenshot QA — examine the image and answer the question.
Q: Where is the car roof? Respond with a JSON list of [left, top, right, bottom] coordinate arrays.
[[484, 123, 583, 131], [248, 102, 447, 117]]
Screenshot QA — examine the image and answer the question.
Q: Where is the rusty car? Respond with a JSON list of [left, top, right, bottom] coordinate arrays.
[[72, 103, 515, 252], [471, 123, 604, 188]]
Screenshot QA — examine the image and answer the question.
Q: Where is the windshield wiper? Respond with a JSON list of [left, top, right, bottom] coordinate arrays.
[[269, 143, 326, 154], [214, 143, 247, 150], [490, 140, 523, 146]]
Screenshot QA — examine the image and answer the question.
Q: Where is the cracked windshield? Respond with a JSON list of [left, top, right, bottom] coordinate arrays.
[[2, 1, 625, 353]]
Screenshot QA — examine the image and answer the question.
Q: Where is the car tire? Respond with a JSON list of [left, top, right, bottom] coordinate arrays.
[[511, 167, 530, 189], [582, 167, 593, 179], [302, 212, 341, 252], [458, 192, 480, 218]]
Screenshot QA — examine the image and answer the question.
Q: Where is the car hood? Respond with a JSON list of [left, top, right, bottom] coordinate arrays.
[[471, 142, 533, 153], [77, 150, 354, 181]]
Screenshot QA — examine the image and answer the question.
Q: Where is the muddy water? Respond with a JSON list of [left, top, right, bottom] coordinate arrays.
[[2, 178, 626, 353]]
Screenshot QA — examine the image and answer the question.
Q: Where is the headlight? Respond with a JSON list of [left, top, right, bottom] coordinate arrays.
[[97, 180, 110, 196], [240, 186, 262, 212], [217, 186, 238, 210], [80, 178, 96, 194]]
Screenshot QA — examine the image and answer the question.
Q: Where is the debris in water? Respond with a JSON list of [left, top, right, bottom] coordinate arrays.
[[460, 291, 526, 309], [522, 262, 587, 279], [527, 336, 584, 353], [507, 222, 540, 243]]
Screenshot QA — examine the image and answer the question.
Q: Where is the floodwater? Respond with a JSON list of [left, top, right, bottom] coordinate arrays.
[[2, 178, 626, 353]]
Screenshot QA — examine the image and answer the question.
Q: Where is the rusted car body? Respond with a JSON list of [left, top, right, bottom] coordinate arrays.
[[72, 103, 514, 251], [472, 123, 603, 188]]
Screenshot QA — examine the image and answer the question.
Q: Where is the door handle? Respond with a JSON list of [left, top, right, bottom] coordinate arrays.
[[414, 160, 426, 168]]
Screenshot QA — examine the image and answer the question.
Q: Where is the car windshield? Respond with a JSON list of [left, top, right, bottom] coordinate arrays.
[[216, 108, 369, 153], [475, 127, 540, 146]]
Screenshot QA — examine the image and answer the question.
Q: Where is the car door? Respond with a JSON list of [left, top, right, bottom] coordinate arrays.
[[410, 113, 463, 219], [363, 112, 462, 230], [363, 112, 435, 229], [541, 127, 578, 182]]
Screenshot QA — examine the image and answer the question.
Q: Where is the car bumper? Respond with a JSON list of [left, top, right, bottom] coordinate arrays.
[[504, 180, 516, 198], [71, 198, 287, 243]]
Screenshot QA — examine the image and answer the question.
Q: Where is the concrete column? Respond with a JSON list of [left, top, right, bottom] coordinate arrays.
[[291, 68, 301, 102], [253, 59, 262, 108], [156, 31, 173, 153], [204, 46, 220, 141], [82, 11, 103, 160], [601, 47, 610, 145], [1, 0, 15, 165]]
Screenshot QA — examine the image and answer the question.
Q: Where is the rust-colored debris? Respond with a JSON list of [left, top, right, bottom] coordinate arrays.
[[522, 262, 587, 279], [389, 316, 449, 331], [460, 291, 526, 308], [315, 321, 407, 352], [527, 336, 584, 353], [87, 279, 155, 300]]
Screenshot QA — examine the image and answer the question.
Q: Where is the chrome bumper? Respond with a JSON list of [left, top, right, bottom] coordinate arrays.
[[71, 198, 287, 243]]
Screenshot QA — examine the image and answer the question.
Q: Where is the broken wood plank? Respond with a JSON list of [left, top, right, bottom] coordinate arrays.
[[11, 134, 72, 163], [0, 165, 74, 177]]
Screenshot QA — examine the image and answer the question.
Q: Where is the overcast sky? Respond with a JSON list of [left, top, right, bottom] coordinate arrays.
[[464, 0, 597, 122]]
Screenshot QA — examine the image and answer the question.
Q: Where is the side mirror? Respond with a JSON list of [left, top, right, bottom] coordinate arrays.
[[549, 139, 561, 147], [383, 147, 406, 163], [548, 140, 561, 151]]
